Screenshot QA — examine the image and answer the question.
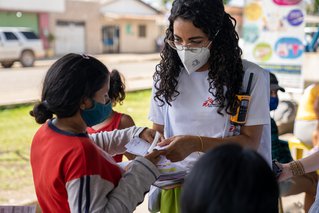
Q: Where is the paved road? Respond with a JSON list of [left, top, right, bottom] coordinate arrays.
[[0, 54, 160, 106]]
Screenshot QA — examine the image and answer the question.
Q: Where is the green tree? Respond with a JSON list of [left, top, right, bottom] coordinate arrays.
[[315, 0, 319, 14], [307, 0, 319, 14], [161, 0, 171, 5]]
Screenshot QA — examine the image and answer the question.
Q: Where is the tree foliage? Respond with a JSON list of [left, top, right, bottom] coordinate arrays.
[[314, 0, 319, 14], [306, 0, 319, 14]]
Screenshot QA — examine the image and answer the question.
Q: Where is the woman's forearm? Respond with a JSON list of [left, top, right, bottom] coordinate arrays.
[[200, 125, 263, 152], [299, 150, 319, 173]]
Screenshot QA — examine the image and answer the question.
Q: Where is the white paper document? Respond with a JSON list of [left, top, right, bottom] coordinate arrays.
[[125, 131, 161, 156], [125, 137, 150, 156], [125, 132, 187, 182]]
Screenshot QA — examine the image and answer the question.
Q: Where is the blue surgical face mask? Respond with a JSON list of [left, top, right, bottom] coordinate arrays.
[[81, 100, 112, 127], [269, 97, 279, 111]]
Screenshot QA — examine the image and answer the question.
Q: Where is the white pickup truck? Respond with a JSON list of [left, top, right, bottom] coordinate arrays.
[[0, 27, 45, 68]]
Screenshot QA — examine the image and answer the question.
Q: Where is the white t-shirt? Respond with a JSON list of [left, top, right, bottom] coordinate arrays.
[[149, 60, 271, 170]]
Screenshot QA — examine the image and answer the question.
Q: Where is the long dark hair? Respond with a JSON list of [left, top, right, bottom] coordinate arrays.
[[108, 69, 126, 106], [30, 53, 109, 124], [181, 144, 279, 213], [154, 0, 244, 115]]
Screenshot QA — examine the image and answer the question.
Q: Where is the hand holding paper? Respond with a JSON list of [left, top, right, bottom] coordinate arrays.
[[125, 131, 162, 155], [156, 135, 200, 162], [144, 149, 164, 165], [124, 132, 187, 188], [147, 131, 161, 153], [125, 137, 151, 156], [139, 128, 164, 145], [125, 132, 185, 174]]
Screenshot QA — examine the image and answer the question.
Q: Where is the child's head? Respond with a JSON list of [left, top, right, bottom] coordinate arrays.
[[269, 72, 285, 111], [30, 53, 109, 124], [181, 143, 279, 213], [108, 69, 126, 106]]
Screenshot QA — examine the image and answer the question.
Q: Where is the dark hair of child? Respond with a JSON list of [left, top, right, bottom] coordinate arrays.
[[30, 53, 109, 124], [181, 143, 279, 213], [108, 69, 126, 106]]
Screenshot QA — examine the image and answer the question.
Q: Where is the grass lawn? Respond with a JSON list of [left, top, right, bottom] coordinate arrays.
[[0, 89, 152, 204]]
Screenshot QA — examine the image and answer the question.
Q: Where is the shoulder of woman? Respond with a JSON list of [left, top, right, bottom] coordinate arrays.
[[120, 114, 135, 128], [242, 60, 265, 74]]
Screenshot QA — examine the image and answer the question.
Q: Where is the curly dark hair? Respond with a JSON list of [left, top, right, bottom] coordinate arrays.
[[109, 69, 126, 106], [154, 0, 244, 115]]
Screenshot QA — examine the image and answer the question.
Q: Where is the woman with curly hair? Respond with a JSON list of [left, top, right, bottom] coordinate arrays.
[[148, 0, 271, 212]]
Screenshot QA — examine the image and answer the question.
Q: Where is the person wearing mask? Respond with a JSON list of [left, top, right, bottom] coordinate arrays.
[[87, 69, 136, 162], [30, 53, 164, 213], [148, 0, 271, 212]]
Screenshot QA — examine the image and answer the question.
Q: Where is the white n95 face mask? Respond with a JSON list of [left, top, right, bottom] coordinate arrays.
[[177, 44, 211, 75]]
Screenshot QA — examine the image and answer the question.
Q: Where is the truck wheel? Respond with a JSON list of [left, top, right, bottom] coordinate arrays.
[[20, 50, 35, 67], [1, 61, 14, 68]]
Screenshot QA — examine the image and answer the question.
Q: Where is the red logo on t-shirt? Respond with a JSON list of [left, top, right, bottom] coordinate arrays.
[[202, 97, 214, 107], [229, 125, 236, 132]]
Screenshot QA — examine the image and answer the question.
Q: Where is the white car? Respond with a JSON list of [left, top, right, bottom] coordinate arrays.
[[0, 27, 45, 68]]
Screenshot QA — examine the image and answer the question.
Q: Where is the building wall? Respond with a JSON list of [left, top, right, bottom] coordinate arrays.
[[0, 0, 64, 13], [102, 18, 158, 53], [49, 0, 162, 54], [100, 0, 159, 16], [0, 11, 39, 33], [49, 0, 102, 54], [38, 13, 50, 49], [0, 0, 65, 51]]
